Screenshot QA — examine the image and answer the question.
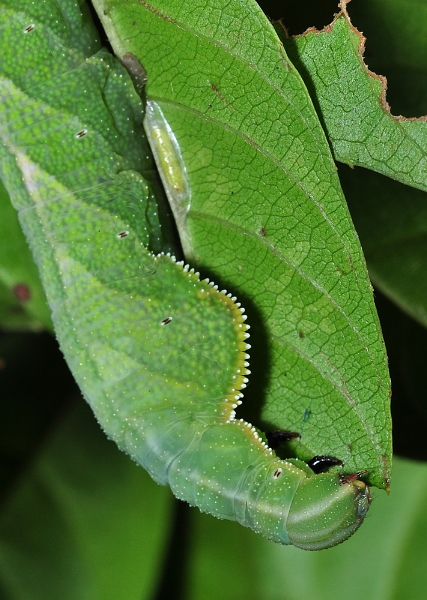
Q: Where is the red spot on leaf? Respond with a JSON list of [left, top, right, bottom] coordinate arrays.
[[13, 284, 31, 302]]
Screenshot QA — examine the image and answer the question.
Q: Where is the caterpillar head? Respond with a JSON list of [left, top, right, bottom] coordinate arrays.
[[286, 472, 371, 550]]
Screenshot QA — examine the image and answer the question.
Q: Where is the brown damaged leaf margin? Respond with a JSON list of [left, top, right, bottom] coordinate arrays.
[[279, 0, 427, 124]]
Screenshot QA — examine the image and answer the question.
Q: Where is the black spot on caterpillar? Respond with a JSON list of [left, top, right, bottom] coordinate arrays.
[[160, 316, 173, 325]]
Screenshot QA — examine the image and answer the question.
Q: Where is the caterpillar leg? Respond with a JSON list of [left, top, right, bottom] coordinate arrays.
[[266, 430, 344, 475], [307, 455, 343, 474], [266, 429, 300, 450]]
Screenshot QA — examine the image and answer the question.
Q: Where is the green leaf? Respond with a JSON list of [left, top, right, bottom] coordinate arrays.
[[0, 179, 51, 330], [93, 0, 391, 488], [281, 2, 427, 192], [0, 398, 172, 600], [278, 0, 427, 327]]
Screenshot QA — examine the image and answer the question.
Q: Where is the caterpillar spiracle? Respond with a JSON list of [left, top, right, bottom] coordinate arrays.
[[0, 1, 371, 550]]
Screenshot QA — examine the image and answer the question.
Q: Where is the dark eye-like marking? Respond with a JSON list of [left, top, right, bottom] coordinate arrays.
[[273, 468, 283, 479]]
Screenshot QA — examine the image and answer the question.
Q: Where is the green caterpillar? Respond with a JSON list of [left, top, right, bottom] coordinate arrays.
[[0, 0, 371, 550]]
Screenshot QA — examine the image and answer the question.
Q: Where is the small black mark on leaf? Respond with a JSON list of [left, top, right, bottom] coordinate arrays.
[[75, 129, 87, 138], [24, 24, 35, 33], [117, 230, 129, 239], [161, 316, 173, 326], [303, 408, 311, 422]]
